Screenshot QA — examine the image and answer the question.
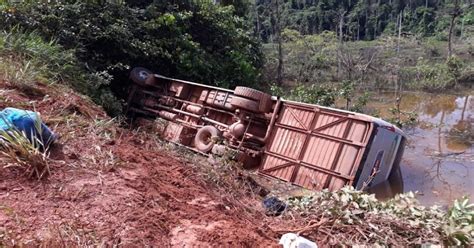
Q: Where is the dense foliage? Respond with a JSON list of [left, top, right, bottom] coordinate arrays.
[[252, 0, 474, 41], [0, 1, 263, 115]]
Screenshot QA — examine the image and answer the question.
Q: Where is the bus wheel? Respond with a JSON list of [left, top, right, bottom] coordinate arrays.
[[195, 126, 221, 153], [234, 87, 272, 113], [130, 67, 153, 86], [234, 87, 270, 101], [231, 96, 260, 113]]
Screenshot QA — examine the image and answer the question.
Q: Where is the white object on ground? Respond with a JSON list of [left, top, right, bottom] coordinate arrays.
[[279, 233, 318, 248]]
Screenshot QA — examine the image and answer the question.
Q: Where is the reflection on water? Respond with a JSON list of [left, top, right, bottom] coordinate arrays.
[[365, 91, 473, 206], [368, 165, 404, 200]]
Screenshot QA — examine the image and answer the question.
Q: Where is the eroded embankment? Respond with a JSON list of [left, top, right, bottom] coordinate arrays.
[[0, 80, 277, 247]]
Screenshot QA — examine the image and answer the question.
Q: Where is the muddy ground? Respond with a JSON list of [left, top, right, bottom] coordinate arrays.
[[0, 81, 278, 247]]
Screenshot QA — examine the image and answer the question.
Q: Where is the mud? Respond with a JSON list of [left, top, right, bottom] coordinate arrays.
[[0, 81, 277, 247]]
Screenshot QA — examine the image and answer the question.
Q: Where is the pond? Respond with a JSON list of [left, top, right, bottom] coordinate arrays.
[[365, 90, 473, 206]]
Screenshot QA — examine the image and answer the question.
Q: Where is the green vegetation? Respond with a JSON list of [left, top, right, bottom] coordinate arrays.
[[0, 29, 77, 91], [270, 83, 337, 106], [252, 0, 473, 41], [0, 1, 262, 115], [0, 28, 123, 115], [0, 1, 263, 115], [263, 30, 472, 91], [0, 0, 471, 113], [282, 187, 474, 246], [254, 0, 473, 99]]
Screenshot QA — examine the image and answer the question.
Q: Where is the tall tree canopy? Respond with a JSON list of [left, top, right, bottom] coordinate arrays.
[[251, 0, 473, 42]]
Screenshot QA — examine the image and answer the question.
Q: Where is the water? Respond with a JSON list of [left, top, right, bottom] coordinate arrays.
[[364, 91, 473, 206]]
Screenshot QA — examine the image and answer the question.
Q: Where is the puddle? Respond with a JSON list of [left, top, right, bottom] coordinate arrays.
[[364, 91, 473, 206]]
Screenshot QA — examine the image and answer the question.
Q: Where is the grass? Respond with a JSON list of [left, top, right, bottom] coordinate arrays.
[[0, 28, 81, 99], [0, 28, 123, 116], [53, 222, 101, 247], [0, 28, 78, 84], [0, 57, 45, 96], [0, 114, 51, 179]]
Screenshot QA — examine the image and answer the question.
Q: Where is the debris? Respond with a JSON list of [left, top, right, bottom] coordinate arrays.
[[0, 107, 56, 147], [279, 233, 318, 248], [263, 196, 286, 216]]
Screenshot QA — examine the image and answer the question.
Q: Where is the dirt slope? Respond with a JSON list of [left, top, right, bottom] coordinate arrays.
[[0, 81, 277, 247]]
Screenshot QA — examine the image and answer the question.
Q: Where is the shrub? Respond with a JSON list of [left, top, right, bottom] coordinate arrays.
[[271, 83, 337, 107], [268, 32, 337, 84], [446, 55, 464, 85], [285, 188, 474, 246], [402, 57, 455, 90]]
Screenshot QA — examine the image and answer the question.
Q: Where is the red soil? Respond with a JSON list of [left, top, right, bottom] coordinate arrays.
[[0, 81, 277, 247]]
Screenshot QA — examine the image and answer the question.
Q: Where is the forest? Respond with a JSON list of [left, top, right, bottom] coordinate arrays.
[[252, 0, 473, 41]]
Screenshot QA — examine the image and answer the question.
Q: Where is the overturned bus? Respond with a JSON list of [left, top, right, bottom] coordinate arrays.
[[126, 67, 406, 191]]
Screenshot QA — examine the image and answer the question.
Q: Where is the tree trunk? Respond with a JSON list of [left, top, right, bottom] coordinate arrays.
[[357, 16, 360, 40], [365, 5, 369, 39], [254, 2, 260, 39], [447, 0, 461, 59], [447, 14, 456, 58], [338, 11, 346, 78], [397, 11, 402, 54], [339, 11, 346, 44], [275, 0, 283, 85], [461, 96, 468, 121], [375, 0, 381, 37]]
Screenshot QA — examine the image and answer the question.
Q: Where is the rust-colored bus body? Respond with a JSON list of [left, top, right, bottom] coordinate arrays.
[[127, 68, 406, 191]]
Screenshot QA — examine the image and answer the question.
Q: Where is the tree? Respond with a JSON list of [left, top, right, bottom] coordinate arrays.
[[252, 0, 466, 41], [447, 0, 462, 58], [272, 0, 284, 85]]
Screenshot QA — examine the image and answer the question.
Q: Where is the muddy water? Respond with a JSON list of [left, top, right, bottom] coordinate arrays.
[[364, 91, 473, 206]]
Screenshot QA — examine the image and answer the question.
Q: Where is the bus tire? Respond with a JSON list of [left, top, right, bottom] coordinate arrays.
[[234, 87, 269, 101], [130, 67, 153, 86], [234, 87, 273, 113], [195, 126, 221, 153], [258, 96, 273, 113], [231, 96, 260, 113]]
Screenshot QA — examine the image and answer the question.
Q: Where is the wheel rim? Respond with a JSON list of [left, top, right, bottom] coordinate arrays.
[[202, 133, 212, 145], [138, 70, 149, 80]]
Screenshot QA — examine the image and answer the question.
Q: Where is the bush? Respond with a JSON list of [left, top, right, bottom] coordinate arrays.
[[264, 31, 337, 84], [446, 55, 464, 85], [402, 57, 455, 90], [271, 83, 337, 107], [285, 187, 474, 246]]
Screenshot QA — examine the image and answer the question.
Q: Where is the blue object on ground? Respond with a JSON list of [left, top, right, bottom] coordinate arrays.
[[0, 107, 56, 147], [263, 196, 287, 216]]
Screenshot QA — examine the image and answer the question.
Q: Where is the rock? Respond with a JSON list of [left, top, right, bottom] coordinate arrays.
[[279, 233, 318, 248]]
